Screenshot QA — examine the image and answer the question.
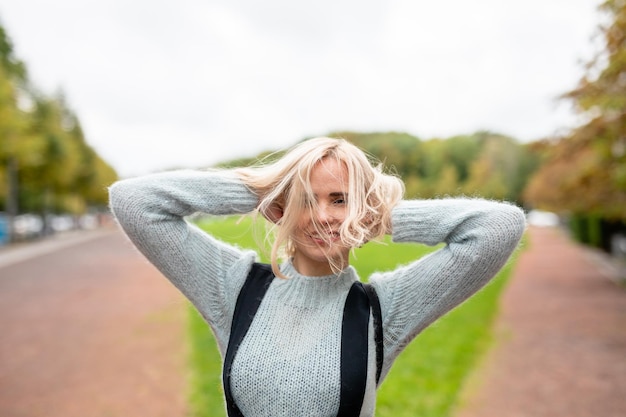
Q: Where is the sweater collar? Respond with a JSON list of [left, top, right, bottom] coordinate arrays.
[[281, 259, 355, 280], [272, 260, 358, 307]]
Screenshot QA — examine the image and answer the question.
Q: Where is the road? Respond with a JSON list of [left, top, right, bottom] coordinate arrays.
[[0, 230, 188, 417]]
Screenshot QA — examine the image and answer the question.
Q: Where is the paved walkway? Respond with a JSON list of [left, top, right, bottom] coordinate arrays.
[[0, 229, 188, 417], [455, 226, 626, 417]]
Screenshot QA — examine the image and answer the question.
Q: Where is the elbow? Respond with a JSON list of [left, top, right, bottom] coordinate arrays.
[[108, 180, 126, 213], [487, 203, 527, 255], [108, 179, 139, 220], [507, 204, 527, 242]]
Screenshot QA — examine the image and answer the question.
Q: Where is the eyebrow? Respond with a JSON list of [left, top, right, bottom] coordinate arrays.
[[309, 192, 347, 200], [313, 191, 348, 199]]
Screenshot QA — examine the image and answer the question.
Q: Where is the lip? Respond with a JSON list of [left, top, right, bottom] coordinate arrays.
[[307, 232, 340, 245]]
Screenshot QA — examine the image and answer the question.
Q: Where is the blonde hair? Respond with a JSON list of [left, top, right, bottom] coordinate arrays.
[[234, 137, 404, 278]]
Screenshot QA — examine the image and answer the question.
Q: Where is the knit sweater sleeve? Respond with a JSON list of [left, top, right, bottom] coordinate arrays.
[[369, 198, 526, 373], [108, 169, 259, 346]]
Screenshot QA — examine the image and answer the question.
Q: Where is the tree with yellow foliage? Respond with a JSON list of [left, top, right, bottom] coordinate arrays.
[[524, 0, 626, 222]]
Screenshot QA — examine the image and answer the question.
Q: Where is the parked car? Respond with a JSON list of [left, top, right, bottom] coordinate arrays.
[[527, 210, 560, 227], [13, 214, 44, 240]]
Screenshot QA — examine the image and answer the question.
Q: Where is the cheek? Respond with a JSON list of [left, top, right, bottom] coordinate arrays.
[[332, 207, 348, 225], [296, 211, 311, 228]]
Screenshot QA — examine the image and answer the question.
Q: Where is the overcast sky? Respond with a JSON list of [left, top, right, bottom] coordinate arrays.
[[0, 0, 603, 177]]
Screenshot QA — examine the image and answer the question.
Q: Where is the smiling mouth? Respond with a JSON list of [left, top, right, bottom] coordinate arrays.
[[308, 232, 340, 245]]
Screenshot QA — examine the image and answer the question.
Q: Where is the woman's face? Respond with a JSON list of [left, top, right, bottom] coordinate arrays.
[[291, 157, 351, 276]]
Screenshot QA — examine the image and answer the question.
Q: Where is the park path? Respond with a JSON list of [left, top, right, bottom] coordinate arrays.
[[0, 229, 188, 417], [455, 225, 626, 417]]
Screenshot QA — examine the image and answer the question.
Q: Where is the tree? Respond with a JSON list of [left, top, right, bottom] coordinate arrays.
[[463, 152, 508, 200], [433, 164, 460, 196], [217, 129, 539, 203], [445, 134, 484, 182], [0, 20, 118, 235], [0, 26, 28, 230], [524, 0, 626, 221]]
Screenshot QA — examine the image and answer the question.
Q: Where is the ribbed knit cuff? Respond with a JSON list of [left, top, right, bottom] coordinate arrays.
[[390, 200, 423, 243]]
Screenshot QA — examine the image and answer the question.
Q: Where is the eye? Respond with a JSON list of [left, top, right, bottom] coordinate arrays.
[[333, 197, 346, 205]]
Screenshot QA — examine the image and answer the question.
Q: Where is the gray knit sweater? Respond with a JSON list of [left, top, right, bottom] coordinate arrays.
[[108, 169, 526, 417]]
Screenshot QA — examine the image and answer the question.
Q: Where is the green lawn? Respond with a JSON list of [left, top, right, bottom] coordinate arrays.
[[187, 216, 520, 417]]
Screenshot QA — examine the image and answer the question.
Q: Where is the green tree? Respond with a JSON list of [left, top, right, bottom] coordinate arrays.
[[445, 134, 484, 182], [0, 66, 22, 204], [418, 138, 447, 186], [0, 22, 29, 223], [433, 164, 460, 196], [334, 131, 422, 176], [218, 130, 536, 203], [1, 21, 118, 225], [463, 156, 508, 200], [18, 95, 79, 213]]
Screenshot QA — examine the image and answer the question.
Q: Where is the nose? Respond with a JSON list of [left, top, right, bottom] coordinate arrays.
[[314, 203, 334, 225]]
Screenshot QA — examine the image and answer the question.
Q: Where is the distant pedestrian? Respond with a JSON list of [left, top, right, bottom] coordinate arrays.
[[109, 137, 525, 416]]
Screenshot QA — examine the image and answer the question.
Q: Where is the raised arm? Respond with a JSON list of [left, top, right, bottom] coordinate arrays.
[[108, 170, 259, 342], [370, 198, 526, 371]]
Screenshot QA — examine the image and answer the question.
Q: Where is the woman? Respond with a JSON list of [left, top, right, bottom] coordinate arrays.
[[109, 137, 526, 416]]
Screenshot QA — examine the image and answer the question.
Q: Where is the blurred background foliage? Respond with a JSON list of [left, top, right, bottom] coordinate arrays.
[[0, 24, 117, 227], [1, 0, 625, 251], [524, 0, 626, 250], [218, 130, 539, 205]]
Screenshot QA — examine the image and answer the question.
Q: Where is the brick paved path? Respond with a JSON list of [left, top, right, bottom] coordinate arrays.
[[455, 226, 626, 417], [0, 230, 187, 417]]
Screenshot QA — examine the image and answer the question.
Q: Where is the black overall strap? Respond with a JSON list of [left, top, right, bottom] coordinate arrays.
[[363, 283, 384, 385], [223, 263, 274, 417], [337, 282, 371, 417]]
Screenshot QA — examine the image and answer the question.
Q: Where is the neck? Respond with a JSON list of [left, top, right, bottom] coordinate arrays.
[[292, 256, 348, 277]]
